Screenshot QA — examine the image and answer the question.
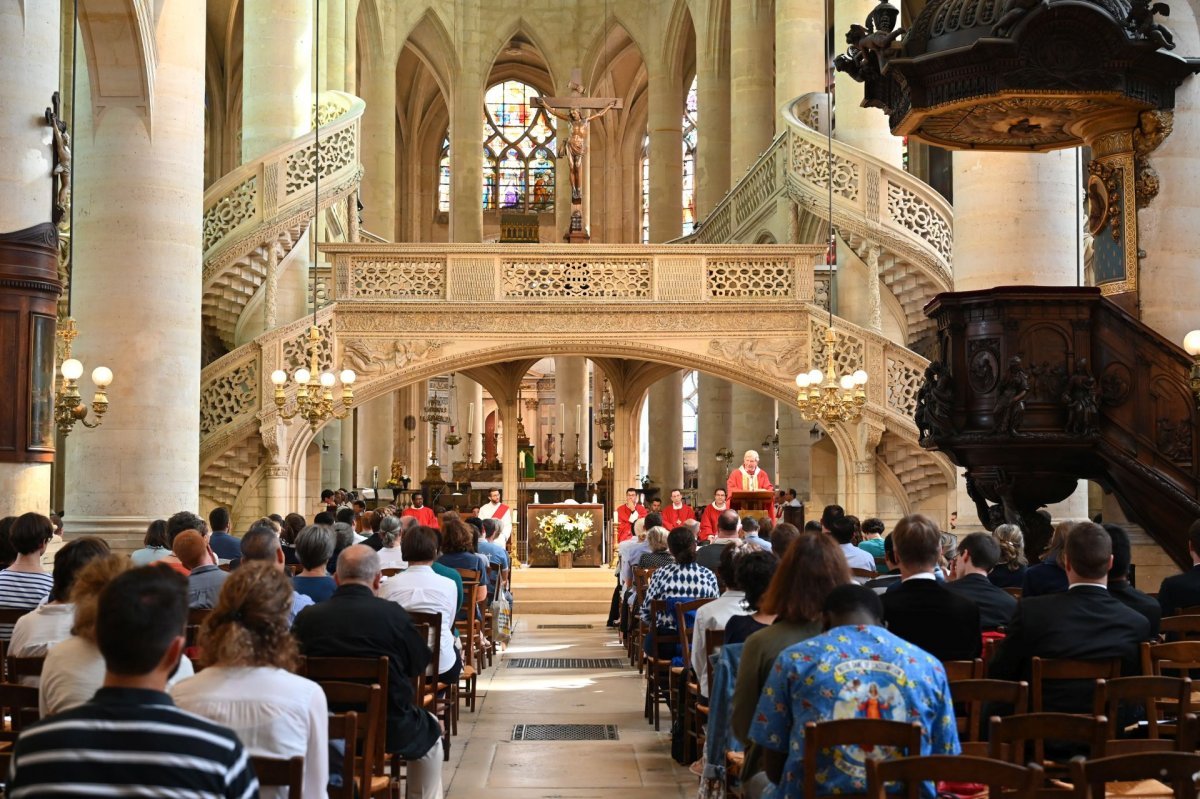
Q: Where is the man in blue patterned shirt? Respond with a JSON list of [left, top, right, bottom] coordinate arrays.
[[749, 584, 959, 798]]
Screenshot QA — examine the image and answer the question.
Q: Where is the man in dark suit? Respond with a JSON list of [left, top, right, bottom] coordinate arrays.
[[947, 532, 1017, 631], [881, 514, 981, 660], [292, 545, 444, 797], [1158, 520, 1200, 617], [989, 522, 1152, 714], [1105, 523, 1160, 638]]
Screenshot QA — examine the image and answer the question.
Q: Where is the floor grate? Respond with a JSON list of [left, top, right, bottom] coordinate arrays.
[[505, 657, 624, 669], [512, 723, 619, 741], [536, 624, 593, 629]]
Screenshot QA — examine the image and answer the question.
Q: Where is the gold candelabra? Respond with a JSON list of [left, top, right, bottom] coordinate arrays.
[[54, 318, 112, 436], [270, 326, 356, 430], [795, 328, 868, 424]]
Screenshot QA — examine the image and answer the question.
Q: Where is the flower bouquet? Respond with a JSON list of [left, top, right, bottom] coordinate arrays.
[[537, 511, 593, 568]]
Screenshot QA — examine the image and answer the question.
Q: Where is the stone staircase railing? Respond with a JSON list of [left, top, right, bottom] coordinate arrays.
[[201, 91, 364, 358]]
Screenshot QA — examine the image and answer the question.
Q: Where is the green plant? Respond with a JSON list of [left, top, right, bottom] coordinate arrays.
[[537, 511, 593, 555]]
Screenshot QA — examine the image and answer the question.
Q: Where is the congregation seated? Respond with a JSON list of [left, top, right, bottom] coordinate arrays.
[[732, 530, 850, 791], [1157, 519, 1200, 616], [291, 545, 444, 798], [377, 514, 410, 570], [749, 584, 960, 799], [986, 522, 1028, 589], [158, 511, 208, 576], [1104, 523, 1160, 637], [10, 537, 110, 675], [721, 549, 779, 646], [9, 566, 257, 797], [359, 509, 385, 551], [639, 526, 719, 656], [0, 512, 55, 639], [336, 506, 365, 545], [379, 524, 463, 685], [881, 514, 982, 661], [766, 521, 800, 558], [945, 531, 1017, 631], [863, 533, 902, 593], [690, 544, 753, 696], [0, 515, 16, 570], [207, 506, 241, 562], [696, 510, 741, 573], [857, 516, 886, 569], [1021, 520, 1070, 597], [171, 562, 328, 798], [740, 516, 771, 551], [831, 513, 876, 573], [130, 518, 172, 566], [637, 526, 674, 569], [293, 524, 339, 603], [477, 518, 509, 571], [989, 521, 1151, 714], [174, 529, 227, 609], [618, 516, 652, 591], [438, 516, 494, 601], [239, 523, 313, 623], [281, 512, 306, 566]]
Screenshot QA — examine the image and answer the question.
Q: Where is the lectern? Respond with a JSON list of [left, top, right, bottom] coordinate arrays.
[[728, 490, 775, 523]]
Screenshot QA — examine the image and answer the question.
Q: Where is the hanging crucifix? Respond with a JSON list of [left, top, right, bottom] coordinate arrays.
[[532, 69, 622, 242]]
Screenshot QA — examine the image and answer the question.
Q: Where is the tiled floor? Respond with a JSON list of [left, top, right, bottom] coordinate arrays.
[[442, 614, 697, 798]]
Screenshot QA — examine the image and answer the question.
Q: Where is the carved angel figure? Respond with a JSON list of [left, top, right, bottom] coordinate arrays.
[[1062, 358, 1099, 435], [1127, 0, 1176, 50]]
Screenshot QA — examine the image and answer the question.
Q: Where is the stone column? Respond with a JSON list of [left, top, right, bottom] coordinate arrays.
[[324, 0, 346, 93], [833, 0, 903, 166], [242, 0, 313, 163], [360, 52, 396, 240], [355, 394, 393, 491], [265, 464, 289, 516], [731, 386, 775, 463], [775, 0, 825, 110], [697, 374, 732, 501], [647, 372, 683, 494], [730, 0, 775, 179], [65, 0, 205, 544], [648, 71, 683, 242], [320, 420, 342, 489], [695, 14, 730, 217], [453, 375, 483, 471], [387, 384, 419, 485], [776, 403, 813, 501], [0, 0, 60, 517], [555, 358, 587, 465], [339, 411, 354, 487], [344, 0, 359, 95], [449, 11, 484, 243]]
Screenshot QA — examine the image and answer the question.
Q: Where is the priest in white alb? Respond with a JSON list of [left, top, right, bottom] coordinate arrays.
[[480, 488, 512, 547], [726, 449, 775, 522]]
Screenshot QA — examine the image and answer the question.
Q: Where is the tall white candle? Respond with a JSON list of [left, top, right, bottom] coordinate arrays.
[[576, 404, 582, 432], [467, 402, 474, 434], [559, 403, 565, 431]]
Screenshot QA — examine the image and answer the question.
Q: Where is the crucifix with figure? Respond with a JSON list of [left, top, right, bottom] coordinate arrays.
[[532, 69, 622, 242]]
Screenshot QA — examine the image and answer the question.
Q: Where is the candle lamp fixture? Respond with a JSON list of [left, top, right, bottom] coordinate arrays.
[[54, 318, 112, 436], [421, 393, 451, 467], [573, 432, 582, 470], [1184, 330, 1200, 407], [761, 422, 780, 456], [270, 326, 355, 430], [715, 446, 734, 473]]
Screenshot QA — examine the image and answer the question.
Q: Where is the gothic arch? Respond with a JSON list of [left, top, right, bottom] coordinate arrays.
[[395, 8, 456, 101], [660, 0, 697, 91], [78, 0, 157, 129], [481, 19, 561, 93]]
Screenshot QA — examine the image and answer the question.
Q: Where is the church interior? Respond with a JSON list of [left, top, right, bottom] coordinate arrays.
[[5, 0, 1200, 795]]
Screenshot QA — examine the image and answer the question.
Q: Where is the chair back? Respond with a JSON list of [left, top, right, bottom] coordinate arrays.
[[5, 654, 45, 681], [381, 567, 403, 578], [867, 754, 1042, 799], [406, 610, 443, 699], [1180, 605, 1200, 616], [705, 628, 725, 698], [673, 597, 714, 671], [248, 754, 304, 799], [949, 679, 1028, 755], [988, 712, 1107, 767], [850, 568, 876, 581], [326, 711, 359, 799], [185, 607, 212, 649], [301, 656, 389, 781], [1094, 676, 1192, 753], [803, 719, 923, 799], [633, 566, 656, 608], [318, 681, 383, 798], [1004, 587, 1023, 599], [1141, 641, 1200, 677], [1031, 656, 1120, 712], [1158, 615, 1200, 640], [645, 599, 682, 658], [942, 659, 984, 682], [0, 683, 40, 740], [1068, 751, 1200, 799]]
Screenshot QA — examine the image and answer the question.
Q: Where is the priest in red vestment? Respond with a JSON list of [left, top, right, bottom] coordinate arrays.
[[699, 488, 729, 541], [661, 489, 695, 530], [401, 493, 438, 528], [726, 449, 775, 522], [479, 488, 512, 546], [616, 488, 647, 543]]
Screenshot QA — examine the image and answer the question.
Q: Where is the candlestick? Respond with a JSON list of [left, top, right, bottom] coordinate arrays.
[[467, 402, 474, 434], [576, 404, 582, 432]]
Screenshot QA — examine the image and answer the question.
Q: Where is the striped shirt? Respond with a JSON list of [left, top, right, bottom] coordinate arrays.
[[7, 686, 258, 799], [0, 570, 52, 641]]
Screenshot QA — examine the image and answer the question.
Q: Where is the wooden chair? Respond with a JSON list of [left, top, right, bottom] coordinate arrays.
[[867, 754, 1043, 799], [643, 599, 682, 731], [5, 654, 45, 684], [185, 607, 212, 650], [803, 719, 923, 799], [248, 754, 304, 799], [674, 597, 715, 765], [943, 658, 985, 682], [381, 567, 403, 578], [0, 608, 35, 680], [988, 713, 1108, 773], [406, 610, 452, 760], [1030, 656, 1120, 712], [326, 711, 359, 799], [983, 636, 1005, 667], [1068, 751, 1200, 799], [630, 566, 656, 670], [1158, 615, 1200, 641], [1005, 587, 1023, 599], [1093, 676, 1193, 753], [1180, 606, 1200, 617], [453, 574, 482, 716], [696, 627, 725, 770], [0, 682, 40, 740], [851, 567, 876, 581], [301, 656, 390, 795], [1141, 641, 1200, 678], [318, 681, 389, 799], [949, 679, 1029, 756]]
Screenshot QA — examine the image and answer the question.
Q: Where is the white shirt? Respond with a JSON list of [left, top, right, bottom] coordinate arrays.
[[378, 565, 459, 674], [172, 666, 329, 799], [690, 591, 749, 696], [10, 603, 75, 659], [840, 543, 878, 574], [40, 635, 195, 718], [480, 501, 513, 544], [378, 545, 408, 570]]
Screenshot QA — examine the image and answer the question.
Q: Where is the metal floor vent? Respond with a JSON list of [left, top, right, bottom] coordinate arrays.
[[512, 723, 619, 741], [536, 623, 593, 629], [506, 657, 624, 669]]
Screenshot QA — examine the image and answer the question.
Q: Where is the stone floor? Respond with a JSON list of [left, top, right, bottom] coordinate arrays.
[[441, 613, 697, 798]]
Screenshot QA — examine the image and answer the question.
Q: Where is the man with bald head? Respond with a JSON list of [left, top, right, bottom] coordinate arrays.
[[697, 509, 741, 574], [292, 545, 443, 798]]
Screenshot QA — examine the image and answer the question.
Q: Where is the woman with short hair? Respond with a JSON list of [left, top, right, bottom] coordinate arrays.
[[377, 515, 407, 569], [130, 520, 171, 565], [172, 563, 328, 799], [636, 526, 674, 569], [292, 525, 337, 603]]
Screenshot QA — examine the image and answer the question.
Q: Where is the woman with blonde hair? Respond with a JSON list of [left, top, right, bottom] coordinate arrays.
[[171, 562, 328, 798], [988, 523, 1028, 589], [636, 526, 674, 569], [1021, 519, 1070, 596]]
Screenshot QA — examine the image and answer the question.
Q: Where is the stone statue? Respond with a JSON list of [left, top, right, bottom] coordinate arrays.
[[992, 0, 1046, 37], [1126, 0, 1176, 50], [834, 2, 905, 83], [45, 92, 71, 224], [1062, 357, 1099, 435], [915, 361, 955, 442], [992, 356, 1029, 435], [543, 94, 619, 204]]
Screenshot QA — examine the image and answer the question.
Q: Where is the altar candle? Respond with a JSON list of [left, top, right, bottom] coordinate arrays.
[[467, 403, 474, 434], [559, 403, 566, 431], [576, 404, 581, 431]]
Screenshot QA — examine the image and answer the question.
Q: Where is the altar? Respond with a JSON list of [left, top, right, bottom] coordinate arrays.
[[525, 503, 606, 567]]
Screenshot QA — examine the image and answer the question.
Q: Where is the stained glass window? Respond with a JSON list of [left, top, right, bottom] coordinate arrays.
[[682, 370, 698, 450], [682, 76, 698, 235], [641, 132, 650, 244], [483, 80, 556, 212], [438, 137, 451, 213]]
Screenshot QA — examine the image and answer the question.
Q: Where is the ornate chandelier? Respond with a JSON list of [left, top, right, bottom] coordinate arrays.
[[270, 326, 355, 430], [796, 328, 868, 424], [55, 318, 112, 435]]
